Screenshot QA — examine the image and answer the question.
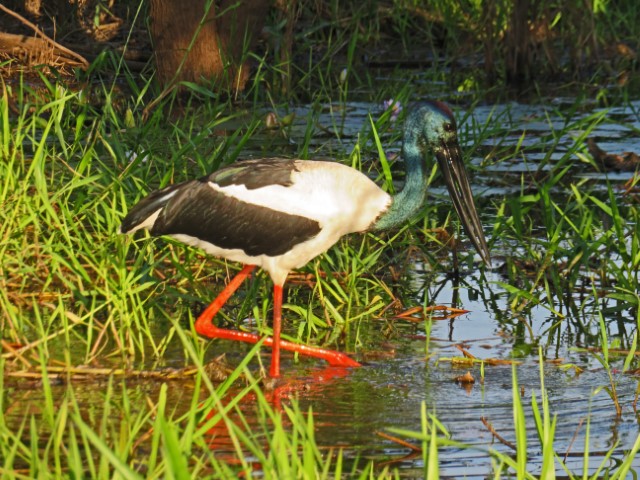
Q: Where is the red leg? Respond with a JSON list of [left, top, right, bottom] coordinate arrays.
[[268, 338, 361, 368], [270, 284, 283, 378], [194, 265, 361, 374], [194, 265, 257, 338]]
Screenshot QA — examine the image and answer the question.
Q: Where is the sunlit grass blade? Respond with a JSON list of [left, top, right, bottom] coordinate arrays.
[[512, 364, 528, 479], [73, 413, 143, 480]]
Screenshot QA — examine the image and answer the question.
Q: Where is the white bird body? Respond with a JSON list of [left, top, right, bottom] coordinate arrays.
[[120, 102, 490, 377], [175, 160, 391, 285], [121, 159, 391, 286], [210, 160, 390, 230]]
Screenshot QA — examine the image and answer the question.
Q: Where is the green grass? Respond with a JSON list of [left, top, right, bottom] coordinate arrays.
[[2, 1, 640, 473], [1, 77, 638, 476]]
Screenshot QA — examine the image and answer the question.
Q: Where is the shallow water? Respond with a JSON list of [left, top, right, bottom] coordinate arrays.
[[285, 270, 640, 477]]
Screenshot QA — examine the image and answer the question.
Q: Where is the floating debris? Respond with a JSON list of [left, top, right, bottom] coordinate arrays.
[[587, 138, 640, 172], [394, 305, 470, 322], [440, 346, 522, 367], [263, 111, 296, 129], [454, 371, 475, 384]]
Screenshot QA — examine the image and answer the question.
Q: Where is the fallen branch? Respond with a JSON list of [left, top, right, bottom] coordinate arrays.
[[4, 357, 232, 383], [481, 416, 517, 451], [0, 3, 89, 68]]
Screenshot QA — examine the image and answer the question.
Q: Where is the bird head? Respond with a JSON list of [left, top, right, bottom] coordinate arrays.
[[411, 101, 491, 265]]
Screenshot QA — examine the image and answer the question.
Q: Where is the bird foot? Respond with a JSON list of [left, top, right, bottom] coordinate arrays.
[[196, 322, 361, 369]]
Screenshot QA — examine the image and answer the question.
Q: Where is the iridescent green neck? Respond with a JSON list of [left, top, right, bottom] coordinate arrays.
[[372, 123, 429, 231]]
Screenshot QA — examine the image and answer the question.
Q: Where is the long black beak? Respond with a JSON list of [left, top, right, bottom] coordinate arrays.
[[436, 140, 491, 265]]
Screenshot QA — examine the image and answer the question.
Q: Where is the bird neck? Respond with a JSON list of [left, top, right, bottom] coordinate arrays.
[[372, 129, 429, 231]]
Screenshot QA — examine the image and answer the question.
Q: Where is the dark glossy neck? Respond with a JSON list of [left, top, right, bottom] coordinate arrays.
[[372, 127, 428, 231]]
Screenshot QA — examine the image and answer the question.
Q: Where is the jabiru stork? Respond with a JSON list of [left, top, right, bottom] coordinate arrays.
[[120, 101, 490, 378]]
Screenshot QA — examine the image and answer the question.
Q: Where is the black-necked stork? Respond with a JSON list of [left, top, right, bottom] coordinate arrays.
[[120, 101, 490, 378]]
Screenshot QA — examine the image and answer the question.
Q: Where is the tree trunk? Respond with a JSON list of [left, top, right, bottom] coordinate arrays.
[[504, 0, 533, 85], [149, 0, 270, 93]]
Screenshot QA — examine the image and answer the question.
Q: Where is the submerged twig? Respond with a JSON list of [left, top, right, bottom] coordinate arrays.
[[0, 4, 89, 68], [562, 417, 585, 464], [4, 357, 232, 383], [481, 416, 517, 451], [375, 431, 421, 452]]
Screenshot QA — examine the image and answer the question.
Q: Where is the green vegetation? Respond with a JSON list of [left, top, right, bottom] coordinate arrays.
[[1, 0, 640, 477]]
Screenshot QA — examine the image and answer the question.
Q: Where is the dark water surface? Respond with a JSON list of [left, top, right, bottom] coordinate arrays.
[[284, 272, 640, 478]]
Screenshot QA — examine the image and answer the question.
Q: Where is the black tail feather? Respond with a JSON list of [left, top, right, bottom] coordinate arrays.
[[120, 181, 192, 234]]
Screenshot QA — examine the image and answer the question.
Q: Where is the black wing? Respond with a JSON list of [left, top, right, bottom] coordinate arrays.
[[209, 158, 299, 190], [120, 181, 187, 234], [122, 159, 321, 257], [154, 179, 320, 257]]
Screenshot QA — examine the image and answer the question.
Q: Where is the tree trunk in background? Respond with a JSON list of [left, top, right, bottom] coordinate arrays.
[[503, 0, 559, 86], [504, 0, 533, 85], [149, 0, 270, 93]]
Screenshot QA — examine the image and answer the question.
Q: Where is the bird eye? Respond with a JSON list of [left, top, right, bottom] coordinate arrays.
[[443, 122, 455, 132]]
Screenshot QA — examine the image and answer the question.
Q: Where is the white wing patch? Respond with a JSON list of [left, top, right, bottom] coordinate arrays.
[[208, 160, 391, 234], [119, 208, 162, 234]]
